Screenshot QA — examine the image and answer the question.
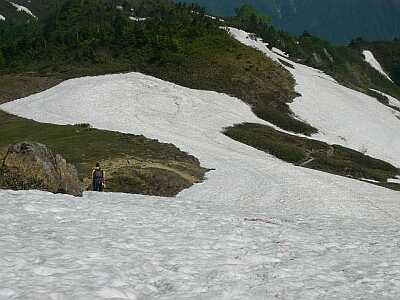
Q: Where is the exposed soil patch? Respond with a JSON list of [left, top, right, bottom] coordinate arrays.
[[83, 156, 207, 197], [0, 75, 62, 104], [225, 123, 400, 191]]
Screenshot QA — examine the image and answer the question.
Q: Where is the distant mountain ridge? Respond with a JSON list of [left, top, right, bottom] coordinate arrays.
[[178, 0, 400, 44]]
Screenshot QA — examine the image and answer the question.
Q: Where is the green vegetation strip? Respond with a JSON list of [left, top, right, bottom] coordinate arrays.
[[225, 123, 400, 191], [0, 110, 206, 196], [0, 75, 63, 105]]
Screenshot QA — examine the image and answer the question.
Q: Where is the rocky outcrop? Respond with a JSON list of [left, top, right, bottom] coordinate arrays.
[[0, 142, 82, 196]]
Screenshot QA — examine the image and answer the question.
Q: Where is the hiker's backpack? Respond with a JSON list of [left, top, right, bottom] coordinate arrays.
[[94, 169, 103, 185]]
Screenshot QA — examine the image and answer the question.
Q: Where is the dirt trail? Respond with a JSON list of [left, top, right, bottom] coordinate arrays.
[[83, 155, 206, 191]]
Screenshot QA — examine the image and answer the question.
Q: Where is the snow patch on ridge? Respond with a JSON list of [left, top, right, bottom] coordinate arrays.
[[0, 14, 5, 21], [9, 1, 37, 18], [227, 27, 281, 63], [228, 27, 400, 167], [129, 16, 147, 22], [272, 47, 289, 57], [388, 176, 400, 184], [363, 50, 393, 82]]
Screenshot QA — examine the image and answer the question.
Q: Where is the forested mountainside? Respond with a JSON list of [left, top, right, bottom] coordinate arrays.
[[178, 0, 400, 44], [2, 0, 400, 43]]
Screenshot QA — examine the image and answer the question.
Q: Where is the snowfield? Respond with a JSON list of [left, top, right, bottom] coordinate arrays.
[[363, 50, 393, 82], [0, 14, 5, 21], [228, 28, 400, 167], [1, 33, 400, 299]]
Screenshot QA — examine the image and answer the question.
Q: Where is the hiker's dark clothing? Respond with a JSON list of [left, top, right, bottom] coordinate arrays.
[[92, 168, 105, 192]]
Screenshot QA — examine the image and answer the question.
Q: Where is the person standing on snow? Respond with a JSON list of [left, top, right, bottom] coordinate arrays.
[[92, 162, 105, 192]]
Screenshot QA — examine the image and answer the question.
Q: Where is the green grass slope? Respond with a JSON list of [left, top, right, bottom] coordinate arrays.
[[225, 123, 400, 191], [0, 110, 207, 196]]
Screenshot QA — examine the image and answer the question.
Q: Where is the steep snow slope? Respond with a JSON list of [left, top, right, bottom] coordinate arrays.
[[228, 27, 400, 167], [1, 71, 400, 299]]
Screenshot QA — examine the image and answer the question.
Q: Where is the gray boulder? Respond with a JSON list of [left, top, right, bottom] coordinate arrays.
[[0, 142, 82, 196]]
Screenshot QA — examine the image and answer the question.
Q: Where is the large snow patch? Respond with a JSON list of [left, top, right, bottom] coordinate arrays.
[[1, 70, 400, 298]]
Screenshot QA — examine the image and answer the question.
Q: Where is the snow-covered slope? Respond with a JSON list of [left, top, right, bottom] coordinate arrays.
[[371, 88, 400, 110], [363, 50, 393, 82], [0, 14, 5, 20], [228, 27, 400, 167], [1, 70, 400, 299]]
